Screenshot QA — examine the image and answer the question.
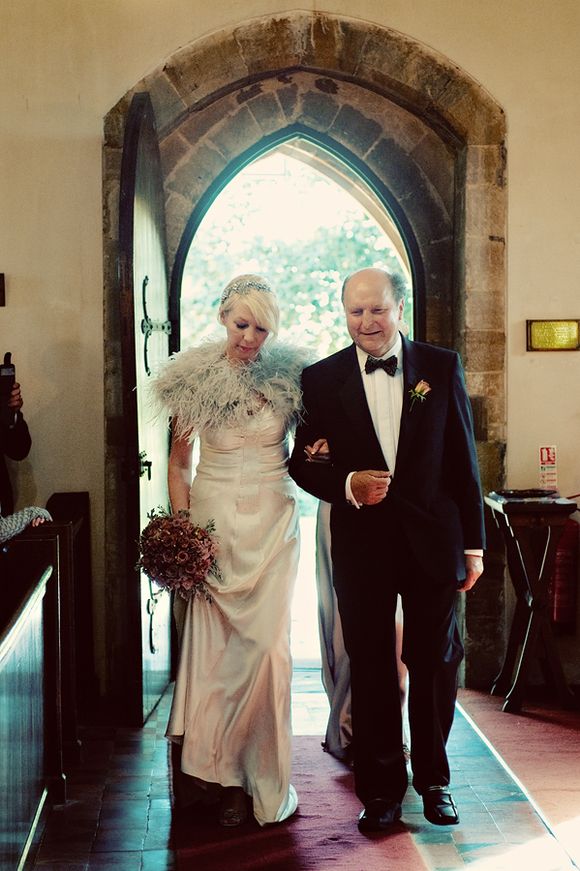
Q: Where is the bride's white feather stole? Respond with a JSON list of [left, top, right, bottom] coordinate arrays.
[[151, 339, 308, 441]]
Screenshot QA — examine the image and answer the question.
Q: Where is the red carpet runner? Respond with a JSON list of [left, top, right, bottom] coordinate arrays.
[[173, 736, 427, 870]]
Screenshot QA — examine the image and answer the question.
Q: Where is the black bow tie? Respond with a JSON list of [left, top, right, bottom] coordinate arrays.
[[365, 354, 398, 376]]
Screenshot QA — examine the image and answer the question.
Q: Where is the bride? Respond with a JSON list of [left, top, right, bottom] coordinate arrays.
[[153, 274, 306, 827]]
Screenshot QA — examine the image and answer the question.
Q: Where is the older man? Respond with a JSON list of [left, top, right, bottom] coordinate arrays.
[[289, 267, 485, 831]]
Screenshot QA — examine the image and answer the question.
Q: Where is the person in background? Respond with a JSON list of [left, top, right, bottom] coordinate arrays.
[[0, 381, 50, 542], [0, 382, 31, 516]]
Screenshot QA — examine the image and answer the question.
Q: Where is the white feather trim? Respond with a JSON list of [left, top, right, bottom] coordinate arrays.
[[151, 339, 310, 440]]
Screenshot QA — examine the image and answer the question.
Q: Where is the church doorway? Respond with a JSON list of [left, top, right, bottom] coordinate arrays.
[[177, 143, 413, 668], [103, 10, 507, 715]]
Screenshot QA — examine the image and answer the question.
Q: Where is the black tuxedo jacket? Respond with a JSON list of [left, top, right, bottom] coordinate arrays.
[[0, 412, 31, 515], [289, 336, 485, 583]]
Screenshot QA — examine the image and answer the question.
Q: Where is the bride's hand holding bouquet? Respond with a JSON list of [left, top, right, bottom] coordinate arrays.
[[137, 507, 222, 601]]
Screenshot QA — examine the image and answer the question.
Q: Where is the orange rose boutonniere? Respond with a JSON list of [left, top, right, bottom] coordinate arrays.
[[409, 379, 431, 411]]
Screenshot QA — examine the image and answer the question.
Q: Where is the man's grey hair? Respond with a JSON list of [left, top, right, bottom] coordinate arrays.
[[341, 268, 408, 304]]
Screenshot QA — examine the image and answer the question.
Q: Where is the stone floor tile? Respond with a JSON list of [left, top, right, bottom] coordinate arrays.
[[33, 863, 89, 871], [30, 677, 578, 871], [141, 850, 177, 871], [35, 840, 94, 861], [143, 828, 174, 850], [87, 851, 143, 869], [92, 827, 146, 852], [416, 842, 464, 868]]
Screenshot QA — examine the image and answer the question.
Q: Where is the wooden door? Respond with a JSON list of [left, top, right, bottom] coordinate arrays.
[[119, 92, 172, 724]]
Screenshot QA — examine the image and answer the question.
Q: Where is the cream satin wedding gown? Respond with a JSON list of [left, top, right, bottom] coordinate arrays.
[[166, 407, 299, 825]]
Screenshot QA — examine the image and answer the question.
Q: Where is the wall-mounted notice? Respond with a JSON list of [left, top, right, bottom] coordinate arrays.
[[527, 320, 580, 351], [539, 445, 558, 490]]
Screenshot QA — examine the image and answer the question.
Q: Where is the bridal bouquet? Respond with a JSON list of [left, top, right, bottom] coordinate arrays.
[[137, 508, 221, 601]]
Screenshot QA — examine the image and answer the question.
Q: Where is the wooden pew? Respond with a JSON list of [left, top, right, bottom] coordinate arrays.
[[0, 543, 59, 871], [11, 492, 95, 764], [0, 491, 93, 868]]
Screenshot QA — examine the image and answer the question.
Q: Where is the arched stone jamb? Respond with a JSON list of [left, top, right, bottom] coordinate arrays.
[[277, 139, 412, 274], [156, 69, 458, 353]]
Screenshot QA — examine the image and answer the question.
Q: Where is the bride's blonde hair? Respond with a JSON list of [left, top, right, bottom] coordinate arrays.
[[218, 274, 280, 336]]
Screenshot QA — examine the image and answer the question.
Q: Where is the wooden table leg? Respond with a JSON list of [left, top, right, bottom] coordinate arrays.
[[502, 608, 542, 713], [485, 495, 578, 714], [491, 599, 528, 696], [500, 518, 576, 713]]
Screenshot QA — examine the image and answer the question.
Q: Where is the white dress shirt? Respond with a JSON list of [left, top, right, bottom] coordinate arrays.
[[357, 336, 403, 473], [344, 337, 483, 559], [345, 335, 403, 503]]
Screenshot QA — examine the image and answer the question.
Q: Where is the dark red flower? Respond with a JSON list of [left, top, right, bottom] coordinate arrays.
[[136, 508, 221, 601]]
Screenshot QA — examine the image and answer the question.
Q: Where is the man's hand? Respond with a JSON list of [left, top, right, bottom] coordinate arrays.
[[304, 438, 330, 463], [8, 382, 23, 411], [351, 470, 391, 505], [458, 555, 484, 592]]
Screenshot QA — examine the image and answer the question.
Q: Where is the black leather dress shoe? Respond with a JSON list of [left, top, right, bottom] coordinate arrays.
[[357, 799, 402, 832], [422, 787, 459, 825]]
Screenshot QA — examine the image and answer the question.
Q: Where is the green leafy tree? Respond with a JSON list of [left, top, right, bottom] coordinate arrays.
[[181, 165, 413, 355]]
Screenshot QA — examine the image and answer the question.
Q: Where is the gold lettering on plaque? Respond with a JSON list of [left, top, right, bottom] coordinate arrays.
[[527, 320, 579, 351]]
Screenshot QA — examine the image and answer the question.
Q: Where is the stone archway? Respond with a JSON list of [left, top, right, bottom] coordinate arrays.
[[167, 119, 433, 346], [103, 11, 506, 699]]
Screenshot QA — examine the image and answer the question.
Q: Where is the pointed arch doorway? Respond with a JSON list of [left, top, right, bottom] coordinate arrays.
[[174, 140, 415, 668], [173, 135, 416, 351], [103, 11, 506, 715]]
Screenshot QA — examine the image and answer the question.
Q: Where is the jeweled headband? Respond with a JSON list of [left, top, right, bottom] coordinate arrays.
[[220, 275, 273, 305]]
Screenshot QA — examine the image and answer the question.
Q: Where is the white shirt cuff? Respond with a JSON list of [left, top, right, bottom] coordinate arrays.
[[345, 472, 361, 508], [464, 550, 484, 557]]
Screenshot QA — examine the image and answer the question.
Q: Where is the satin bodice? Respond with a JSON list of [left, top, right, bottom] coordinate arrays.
[[191, 408, 296, 505]]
